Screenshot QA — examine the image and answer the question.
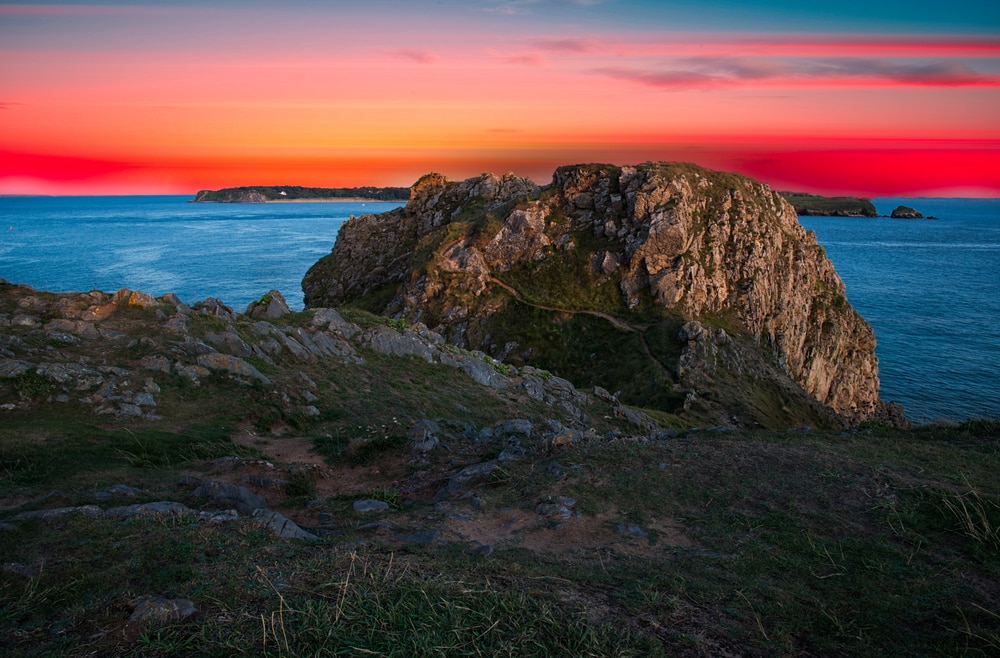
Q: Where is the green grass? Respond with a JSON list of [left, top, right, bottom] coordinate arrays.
[[2, 420, 999, 656]]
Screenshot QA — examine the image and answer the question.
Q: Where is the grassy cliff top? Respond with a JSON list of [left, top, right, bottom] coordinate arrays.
[[1, 281, 998, 656]]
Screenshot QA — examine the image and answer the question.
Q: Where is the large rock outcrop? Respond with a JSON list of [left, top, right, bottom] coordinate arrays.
[[303, 162, 889, 426]]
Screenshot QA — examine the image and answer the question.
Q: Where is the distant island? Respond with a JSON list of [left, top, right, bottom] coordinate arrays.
[[192, 185, 410, 203], [889, 205, 933, 219], [779, 192, 878, 217]]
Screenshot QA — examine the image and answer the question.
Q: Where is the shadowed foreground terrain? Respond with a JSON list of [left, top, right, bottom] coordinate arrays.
[[1, 281, 998, 656]]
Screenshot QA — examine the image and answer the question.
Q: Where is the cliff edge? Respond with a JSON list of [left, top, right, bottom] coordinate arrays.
[[303, 162, 896, 428]]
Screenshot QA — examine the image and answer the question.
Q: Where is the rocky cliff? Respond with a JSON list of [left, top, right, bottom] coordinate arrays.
[[303, 162, 896, 427]]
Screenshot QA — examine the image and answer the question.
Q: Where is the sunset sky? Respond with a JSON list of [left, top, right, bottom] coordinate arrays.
[[2, 0, 999, 196]]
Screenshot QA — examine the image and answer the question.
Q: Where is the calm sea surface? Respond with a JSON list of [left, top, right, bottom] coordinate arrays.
[[0, 195, 402, 310], [801, 198, 1000, 422], [1, 194, 997, 422]]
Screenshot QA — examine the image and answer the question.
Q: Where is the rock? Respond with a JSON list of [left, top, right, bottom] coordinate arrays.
[[245, 290, 291, 319], [127, 594, 197, 626], [395, 528, 442, 544], [353, 499, 390, 513], [0, 359, 33, 378], [5, 505, 103, 522], [408, 419, 440, 452], [890, 205, 924, 219], [190, 480, 265, 515], [193, 298, 236, 320], [159, 292, 191, 314], [252, 509, 318, 540], [536, 503, 573, 519], [614, 523, 648, 538], [106, 501, 192, 519], [203, 331, 253, 357], [303, 162, 885, 425], [196, 353, 272, 385], [311, 307, 359, 338], [241, 475, 290, 490], [365, 325, 437, 363], [494, 419, 533, 438], [437, 461, 497, 498], [113, 288, 158, 308]]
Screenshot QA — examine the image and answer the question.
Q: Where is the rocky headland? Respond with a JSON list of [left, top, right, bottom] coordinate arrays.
[[778, 191, 879, 217], [304, 162, 902, 428], [193, 185, 410, 203]]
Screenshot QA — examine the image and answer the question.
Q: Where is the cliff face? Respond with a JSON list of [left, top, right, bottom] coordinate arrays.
[[303, 162, 887, 426]]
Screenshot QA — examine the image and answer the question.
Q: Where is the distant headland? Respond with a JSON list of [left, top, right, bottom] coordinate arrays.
[[192, 185, 410, 203], [778, 192, 878, 217]]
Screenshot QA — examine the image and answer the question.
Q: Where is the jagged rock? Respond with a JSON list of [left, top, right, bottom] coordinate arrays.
[[245, 289, 292, 319], [193, 298, 236, 320], [45, 318, 99, 340], [303, 162, 885, 426], [113, 287, 158, 308], [196, 353, 272, 385], [437, 461, 497, 498], [365, 325, 437, 362], [36, 362, 106, 390], [0, 359, 33, 378], [190, 480, 265, 515], [159, 292, 191, 314], [203, 331, 253, 357], [163, 314, 190, 334], [310, 307, 360, 339], [252, 509, 318, 540]]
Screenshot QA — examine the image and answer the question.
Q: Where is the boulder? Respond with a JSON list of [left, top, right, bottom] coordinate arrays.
[[195, 353, 272, 386], [245, 290, 292, 319], [190, 480, 265, 515]]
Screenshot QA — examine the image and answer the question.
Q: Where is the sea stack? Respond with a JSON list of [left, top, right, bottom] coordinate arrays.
[[303, 162, 895, 428]]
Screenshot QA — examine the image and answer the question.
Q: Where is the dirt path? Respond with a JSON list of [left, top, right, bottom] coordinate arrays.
[[488, 277, 675, 382]]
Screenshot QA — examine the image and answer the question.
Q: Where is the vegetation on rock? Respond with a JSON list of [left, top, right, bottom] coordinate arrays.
[[890, 204, 925, 219]]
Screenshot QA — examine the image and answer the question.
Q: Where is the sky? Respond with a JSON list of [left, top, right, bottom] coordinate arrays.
[[1, 0, 999, 196]]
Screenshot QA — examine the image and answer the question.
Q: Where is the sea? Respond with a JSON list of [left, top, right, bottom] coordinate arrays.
[[1, 195, 997, 423]]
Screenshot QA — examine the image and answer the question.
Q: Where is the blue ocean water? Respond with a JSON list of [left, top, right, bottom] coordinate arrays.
[[1, 194, 997, 422], [0, 195, 403, 311], [801, 198, 1000, 422]]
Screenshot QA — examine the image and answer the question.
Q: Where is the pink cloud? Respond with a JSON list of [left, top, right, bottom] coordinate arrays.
[[595, 56, 1000, 89], [387, 49, 437, 64]]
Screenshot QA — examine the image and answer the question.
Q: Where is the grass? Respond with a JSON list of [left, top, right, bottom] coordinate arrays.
[[2, 420, 999, 656]]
